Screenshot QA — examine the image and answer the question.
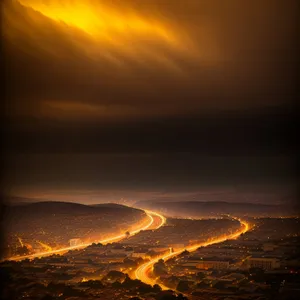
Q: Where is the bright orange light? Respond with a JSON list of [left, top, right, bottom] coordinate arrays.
[[17, 237, 24, 247], [17, 0, 176, 44], [4, 1, 199, 73], [6, 210, 165, 262], [134, 217, 250, 289], [37, 241, 53, 252]]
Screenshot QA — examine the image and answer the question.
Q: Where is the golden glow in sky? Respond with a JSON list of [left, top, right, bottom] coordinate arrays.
[[3, 0, 200, 76], [4, 0, 293, 120], [18, 0, 175, 42]]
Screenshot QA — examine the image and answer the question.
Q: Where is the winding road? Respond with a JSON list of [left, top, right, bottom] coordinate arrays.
[[7, 210, 166, 262], [134, 217, 250, 290], [7, 207, 250, 294]]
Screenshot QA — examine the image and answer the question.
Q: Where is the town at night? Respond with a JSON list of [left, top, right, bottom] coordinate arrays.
[[1, 1, 298, 300]]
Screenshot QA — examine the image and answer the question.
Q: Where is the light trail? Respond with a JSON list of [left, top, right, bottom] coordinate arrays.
[[17, 236, 24, 247], [17, 237, 34, 251], [37, 241, 53, 252], [7, 210, 165, 262], [135, 217, 250, 290]]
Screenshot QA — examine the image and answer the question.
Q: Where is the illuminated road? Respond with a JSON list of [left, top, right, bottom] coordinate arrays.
[[134, 217, 250, 290], [7, 210, 166, 262]]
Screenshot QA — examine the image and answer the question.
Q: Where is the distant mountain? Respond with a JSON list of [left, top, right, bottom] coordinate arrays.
[[135, 200, 297, 217], [2, 196, 45, 205], [92, 203, 133, 209], [4, 201, 143, 217]]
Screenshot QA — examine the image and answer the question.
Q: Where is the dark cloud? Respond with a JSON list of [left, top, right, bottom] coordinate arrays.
[[2, 1, 298, 196], [3, 0, 298, 121]]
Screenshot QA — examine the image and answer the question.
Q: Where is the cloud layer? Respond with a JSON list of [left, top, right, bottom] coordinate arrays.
[[3, 0, 298, 121]]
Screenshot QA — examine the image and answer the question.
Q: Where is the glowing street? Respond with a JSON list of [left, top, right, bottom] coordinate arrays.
[[134, 217, 250, 290], [7, 210, 166, 261]]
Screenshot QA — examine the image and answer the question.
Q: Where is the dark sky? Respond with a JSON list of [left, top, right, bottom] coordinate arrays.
[[2, 0, 298, 203]]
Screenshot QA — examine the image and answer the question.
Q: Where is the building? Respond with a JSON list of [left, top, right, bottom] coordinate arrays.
[[69, 238, 82, 247], [150, 247, 172, 253], [181, 262, 199, 268], [109, 248, 132, 255], [196, 260, 230, 270], [262, 243, 276, 252], [131, 252, 147, 259], [247, 257, 280, 270], [169, 244, 185, 251]]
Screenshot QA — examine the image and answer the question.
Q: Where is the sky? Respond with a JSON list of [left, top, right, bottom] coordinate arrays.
[[2, 0, 298, 204]]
